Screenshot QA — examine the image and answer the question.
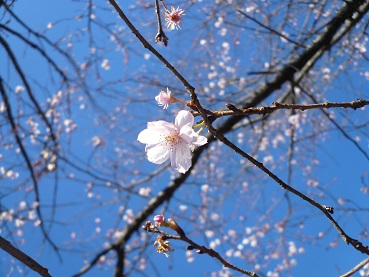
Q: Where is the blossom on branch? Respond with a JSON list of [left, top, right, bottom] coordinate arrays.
[[164, 7, 185, 30], [155, 88, 172, 109], [155, 87, 187, 109], [137, 110, 207, 173], [154, 214, 166, 227]]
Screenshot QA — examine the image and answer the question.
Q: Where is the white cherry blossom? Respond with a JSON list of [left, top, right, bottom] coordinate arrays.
[[137, 110, 207, 173]]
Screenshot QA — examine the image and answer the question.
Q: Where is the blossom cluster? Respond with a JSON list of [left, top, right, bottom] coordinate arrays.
[[146, 214, 185, 257], [138, 88, 207, 173]]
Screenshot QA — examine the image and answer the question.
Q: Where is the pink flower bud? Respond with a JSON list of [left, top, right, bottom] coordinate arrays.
[[153, 214, 165, 227]]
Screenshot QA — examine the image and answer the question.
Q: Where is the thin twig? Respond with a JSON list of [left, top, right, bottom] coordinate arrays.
[[0, 75, 61, 260], [108, 0, 194, 93], [220, 0, 305, 48], [198, 99, 369, 118], [300, 89, 369, 162], [154, 0, 168, 46], [194, 102, 369, 255], [340, 257, 369, 277], [143, 224, 260, 277]]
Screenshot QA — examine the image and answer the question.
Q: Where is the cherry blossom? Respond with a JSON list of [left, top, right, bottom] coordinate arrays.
[[137, 110, 207, 173], [164, 7, 185, 30], [155, 88, 172, 109], [155, 88, 187, 108], [101, 59, 110, 70]]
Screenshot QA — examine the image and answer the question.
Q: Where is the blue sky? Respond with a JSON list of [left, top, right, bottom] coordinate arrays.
[[1, 1, 369, 277]]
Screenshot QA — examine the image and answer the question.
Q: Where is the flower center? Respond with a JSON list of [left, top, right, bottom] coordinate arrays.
[[170, 13, 181, 23], [163, 131, 180, 150]]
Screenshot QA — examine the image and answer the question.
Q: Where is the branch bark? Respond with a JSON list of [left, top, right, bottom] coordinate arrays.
[[0, 236, 52, 277]]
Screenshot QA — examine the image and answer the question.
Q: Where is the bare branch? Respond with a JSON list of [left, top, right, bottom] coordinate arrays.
[[0, 236, 51, 277], [143, 222, 260, 277], [197, 98, 369, 118], [0, 75, 60, 259], [341, 257, 369, 277], [154, 0, 168, 46]]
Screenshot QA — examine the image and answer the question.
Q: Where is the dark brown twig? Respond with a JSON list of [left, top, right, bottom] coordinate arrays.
[[143, 223, 260, 277], [194, 103, 369, 255], [0, 236, 52, 277], [154, 0, 168, 46], [0, 75, 60, 260], [208, 99, 369, 118]]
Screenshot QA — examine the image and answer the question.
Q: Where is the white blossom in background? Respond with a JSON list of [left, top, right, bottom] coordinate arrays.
[[15, 86, 24, 94], [64, 119, 77, 133], [19, 202, 27, 210], [137, 110, 207, 173], [92, 136, 106, 148], [179, 205, 187, 211], [123, 209, 134, 224], [186, 250, 194, 262], [138, 187, 151, 197], [101, 59, 110, 70], [205, 230, 214, 238]]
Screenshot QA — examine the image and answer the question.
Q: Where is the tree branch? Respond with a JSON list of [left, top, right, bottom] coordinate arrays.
[[0, 235, 51, 276], [340, 257, 369, 277], [75, 1, 369, 275], [143, 223, 260, 277], [0, 75, 60, 259]]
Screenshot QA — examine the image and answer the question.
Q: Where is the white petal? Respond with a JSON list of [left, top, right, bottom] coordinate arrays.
[[179, 125, 208, 146], [137, 128, 162, 144], [148, 121, 176, 134], [175, 110, 194, 129], [170, 142, 192, 173], [146, 143, 170, 164], [192, 134, 207, 146], [179, 125, 196, 144]]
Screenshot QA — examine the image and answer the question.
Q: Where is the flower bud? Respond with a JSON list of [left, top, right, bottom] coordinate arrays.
[[167, 218, 186, 237], [153, 214, 168, 227]]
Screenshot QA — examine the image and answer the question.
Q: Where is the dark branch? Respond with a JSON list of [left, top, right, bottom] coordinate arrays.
[[0, 236, 52, 277]]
